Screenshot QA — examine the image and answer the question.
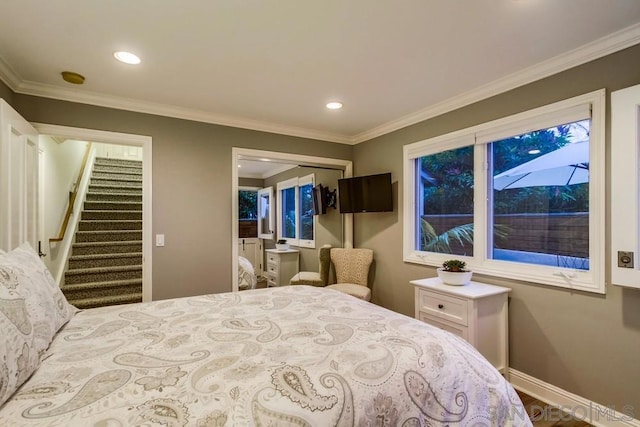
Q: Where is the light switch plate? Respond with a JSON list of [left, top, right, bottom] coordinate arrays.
[[156, 234, 165, 247]]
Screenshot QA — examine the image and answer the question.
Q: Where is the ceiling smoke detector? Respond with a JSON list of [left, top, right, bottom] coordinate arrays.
[[61, 71, 85, 85]]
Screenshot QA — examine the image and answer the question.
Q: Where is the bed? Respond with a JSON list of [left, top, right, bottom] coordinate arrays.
[[238, 255, 257, 290], [1, 244, 531, 426]]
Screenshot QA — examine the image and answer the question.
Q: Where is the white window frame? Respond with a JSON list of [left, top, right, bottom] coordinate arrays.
[[276, 174, 315, 248], [257, 186, 274, 240], [403, 89, 605, 293], [611, 83, 640, 289], [297, 174, 315, 248]]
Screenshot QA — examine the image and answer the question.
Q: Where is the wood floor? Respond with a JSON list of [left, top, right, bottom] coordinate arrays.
[[517, 390, 593, 426]]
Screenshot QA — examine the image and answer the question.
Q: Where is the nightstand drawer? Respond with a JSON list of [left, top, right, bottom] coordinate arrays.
[[266, 252, 279, 264], [419, 312, 468, 340], [266, 263, 278, 275], [417, 289, 468, 326], [267, 276, 278, 287]]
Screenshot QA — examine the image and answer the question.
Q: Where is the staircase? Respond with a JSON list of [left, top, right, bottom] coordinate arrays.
[[61, 157, 143, 309]]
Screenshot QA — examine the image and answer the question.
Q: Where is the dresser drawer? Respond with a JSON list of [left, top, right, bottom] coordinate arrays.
[[419, 312, 468, 340], [266, 263, 279, 275], [416, 289, 468, 326], [266, 252, 279, 265]]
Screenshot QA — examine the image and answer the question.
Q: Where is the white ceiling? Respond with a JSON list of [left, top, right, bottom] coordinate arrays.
[[237, 159, 297, 180], [1, 1, 639, 144]]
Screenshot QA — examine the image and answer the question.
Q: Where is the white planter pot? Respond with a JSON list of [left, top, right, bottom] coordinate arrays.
[[437, 268, 472, 286], [275, 243, 290, 251]]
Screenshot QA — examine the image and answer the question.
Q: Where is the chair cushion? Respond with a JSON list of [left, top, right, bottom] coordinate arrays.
[[326, 283, 371, 301], [330, 248, 373, 286], [290, 271, 324, 286]]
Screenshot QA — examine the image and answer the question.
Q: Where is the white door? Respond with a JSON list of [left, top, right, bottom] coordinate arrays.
[[238, 237, 262, 277], [0, 100, 39, 252], [258, 186, 274, 240]]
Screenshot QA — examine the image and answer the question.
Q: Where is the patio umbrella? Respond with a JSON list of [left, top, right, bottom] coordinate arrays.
[[493, 140, 589, 191]]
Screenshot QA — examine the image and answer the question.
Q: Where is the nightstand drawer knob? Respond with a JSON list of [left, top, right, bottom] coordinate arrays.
[[438, 304, 444, 309]]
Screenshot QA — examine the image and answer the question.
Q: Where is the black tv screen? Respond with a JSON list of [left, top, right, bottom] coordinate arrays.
[[338, 173, 393, 213]]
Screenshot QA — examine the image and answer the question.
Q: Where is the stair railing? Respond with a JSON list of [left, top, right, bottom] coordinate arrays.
[[50, 142, 93, 243]]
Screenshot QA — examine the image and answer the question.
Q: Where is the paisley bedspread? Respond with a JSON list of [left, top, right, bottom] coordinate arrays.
[[0, 286, 531, 426]]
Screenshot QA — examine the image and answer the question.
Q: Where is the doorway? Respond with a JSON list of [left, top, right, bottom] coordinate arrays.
[[33, 123, 153, 301]]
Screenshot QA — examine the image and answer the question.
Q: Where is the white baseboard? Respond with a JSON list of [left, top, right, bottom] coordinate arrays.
[[509, 369, 639, 427]]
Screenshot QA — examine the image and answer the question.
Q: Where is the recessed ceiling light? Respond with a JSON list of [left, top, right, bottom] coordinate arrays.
[[528, 149, 541, 155], [237, 164, 242, 168], [114, 51, 141, 65], [326, 101, 343, 110]]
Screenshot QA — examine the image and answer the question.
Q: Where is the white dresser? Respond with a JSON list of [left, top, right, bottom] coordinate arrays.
[[411, 277, 511, 375], [265, 249, 299, 287]]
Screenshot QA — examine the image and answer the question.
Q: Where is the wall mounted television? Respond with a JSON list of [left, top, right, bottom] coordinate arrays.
[[338, 172, 393, 213]]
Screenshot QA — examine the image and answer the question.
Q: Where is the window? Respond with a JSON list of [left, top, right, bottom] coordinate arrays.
[[404, 90, 605, 293], [258, 187, 274, 240], [238, 187, 258, 238], [277, 174, 315, 248]]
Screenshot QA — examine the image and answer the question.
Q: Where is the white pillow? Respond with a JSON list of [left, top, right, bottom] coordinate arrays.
[[0, 243, 77, 406]]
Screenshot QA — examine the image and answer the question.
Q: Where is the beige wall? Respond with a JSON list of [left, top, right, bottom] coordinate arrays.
[[238, 177, 264, 188], [12, 95, 352, 301], [353, 44, 640, 411]]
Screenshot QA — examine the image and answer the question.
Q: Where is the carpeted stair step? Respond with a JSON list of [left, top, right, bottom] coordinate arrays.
[[64, 265, 142, 285], [90, 177, 142, 187], [85, 192, 142, 202], [62, 278, 142, 300], [93, 164, 142, 176], [78, 220, 142, 231], [95, 157, 142, 167], [93, 163, 142, 174], [75, 230, 142, 243], [68, 252, 143, 269], [67, 292, 143, 310], [88, 184, 142, 194], [81, 210, 142, 221], [71, 241, 142, 256], [84, 200, 142, 211], [92, 171, 143, 181]]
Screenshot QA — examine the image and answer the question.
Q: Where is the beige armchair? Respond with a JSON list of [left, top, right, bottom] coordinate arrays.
[[289, 245, 331, 287], [326, 248, 374, 301]]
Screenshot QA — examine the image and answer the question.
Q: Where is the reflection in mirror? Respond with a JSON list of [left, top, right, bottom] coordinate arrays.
[[237, 158, 345, 291], [258, 187, 273, 239]]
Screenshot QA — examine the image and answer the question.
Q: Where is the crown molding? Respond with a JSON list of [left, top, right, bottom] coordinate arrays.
[[351, 22, 640, 144], [13, 79, 353, 145], [0, 55, 22, 91], [2, 22, 640, 146]]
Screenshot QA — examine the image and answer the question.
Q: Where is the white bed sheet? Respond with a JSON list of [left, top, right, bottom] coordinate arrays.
[[0, 286, 531, 426]]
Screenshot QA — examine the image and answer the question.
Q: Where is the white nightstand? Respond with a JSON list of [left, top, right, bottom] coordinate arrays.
[[265, 249, 299, 287], [410, 277, 511, 375]]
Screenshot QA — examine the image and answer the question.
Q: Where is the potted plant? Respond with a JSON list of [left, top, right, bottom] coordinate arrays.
[[437, 259, 472, 286]]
